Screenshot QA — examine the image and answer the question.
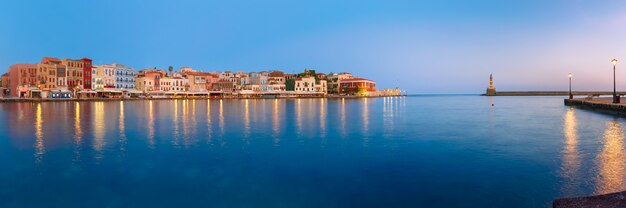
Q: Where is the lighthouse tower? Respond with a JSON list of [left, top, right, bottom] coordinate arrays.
[[486, 74, 497, 96]]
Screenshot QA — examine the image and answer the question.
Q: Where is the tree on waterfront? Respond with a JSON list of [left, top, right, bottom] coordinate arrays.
[[285, 79, 295, 91], [168, 66, 173, 77]]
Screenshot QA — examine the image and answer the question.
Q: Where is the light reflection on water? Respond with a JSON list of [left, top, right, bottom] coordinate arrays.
[[93, 102, 105, 158], [34, 103, 44, 163], [2, 96, 626, 207], [147, 100, 155, 148], [560, 108, 581, 196], [595, 119, 626, 194]]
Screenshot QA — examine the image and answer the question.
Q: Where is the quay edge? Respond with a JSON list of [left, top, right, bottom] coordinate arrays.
[[0, 95, 407, 103], [564, 98, 626, 116]]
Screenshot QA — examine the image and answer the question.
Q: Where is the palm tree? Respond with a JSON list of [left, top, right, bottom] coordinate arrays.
[[168, 66, 173, 77]]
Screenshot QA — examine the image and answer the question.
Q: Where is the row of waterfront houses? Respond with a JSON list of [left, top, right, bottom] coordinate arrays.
[[0, 57, 401, 99]]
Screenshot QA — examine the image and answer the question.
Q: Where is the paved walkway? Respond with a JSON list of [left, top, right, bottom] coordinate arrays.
[[553, 191, 626, 208]]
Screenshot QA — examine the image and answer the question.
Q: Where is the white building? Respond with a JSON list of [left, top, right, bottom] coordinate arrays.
[[295, 76, 316, 92], [114, 63, 135, 89]]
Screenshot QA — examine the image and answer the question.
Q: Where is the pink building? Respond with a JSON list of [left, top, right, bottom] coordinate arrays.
[[186, 71, 219, 91], [135, 69, 166, 91], [7, 64, 37, 97]]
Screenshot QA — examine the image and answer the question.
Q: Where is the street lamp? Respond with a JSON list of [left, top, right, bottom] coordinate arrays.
[[612, 59, 619, 103], [568, 73, 573, 99]]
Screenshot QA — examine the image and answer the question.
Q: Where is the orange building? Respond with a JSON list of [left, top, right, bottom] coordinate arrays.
[[339, 78, 376, 95], [186, 71, 219, 91], [7, 64, 37, 97]]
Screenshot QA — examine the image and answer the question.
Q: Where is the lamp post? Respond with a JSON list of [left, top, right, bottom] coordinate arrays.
[[568, 73, 573, 99], [612, 59, 619, 103]]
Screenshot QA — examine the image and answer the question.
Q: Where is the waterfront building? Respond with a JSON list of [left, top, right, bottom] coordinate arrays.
[[173, 77, 188, 91], [269, 71, 285, 81], [186, 71, 219, 92], [6, 64, 37, 97], [61, 58, 85, 90], [0, 73, 7, 88], [135, 68, 166, 92], [37, 57, 61, 91], [295, 76, 316, 92], [284, 73, 296, 80], [242, 72, 269, 91], [113, 63, 135, 89], [159, 76, 187, 91], [316, 79, 327, 93], [339, 78, 376, 95], [91, 65, 104, 90], [99, 64, 116, 88], [266, 77, 286, 91], [158, 77, 173, 91], [0, 73, 6, 97], [219, 71, 238, 83], [212, 79, 236, 92], [327, 72, 353, 94], [81, 58, 93, 90], [56, 64, 67, 90], [315, 73, 327, 80]]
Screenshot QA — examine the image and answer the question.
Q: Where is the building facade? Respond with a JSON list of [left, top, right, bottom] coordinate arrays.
[[101, 64, 116, 88], [114, 63, 135, 89], [7, 64, 37, 97], [61, 58, 85, 90], [81, 58, 92, 90], [339, 78, 376, 95], [92, 65, 104, 90], [295, 76, 316, 92]]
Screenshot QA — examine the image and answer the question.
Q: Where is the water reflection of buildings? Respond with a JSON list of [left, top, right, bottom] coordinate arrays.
[[362, 98, 369, 146], [93, 102, 105, 159], [119, 101, 126, 153], [173, 100, 180, 146], [182, 99, 191, 146], [34, 103, 44, 162], [340, 98, 346, 138], [320, 98, 327, 141], [191, 99, 197, 140], [273, 99, 280, 146], [219, 99, 224, 136], [561, 108, 581, 196], [147, 100, 155, 148], [182, 100, 188, 142], [206, 99, 212, 141], [244, 99, 250, 138], [383, 97, 396, 138], [73, 102, 83, 163], [595, 119, 626, 195], [296, 98, 302, 135]]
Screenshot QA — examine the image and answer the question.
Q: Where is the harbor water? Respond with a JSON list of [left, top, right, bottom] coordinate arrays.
[[0, 96, 625, 207]]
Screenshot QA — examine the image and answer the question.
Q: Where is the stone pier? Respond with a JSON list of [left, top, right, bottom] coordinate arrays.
[[564, 97, 626, 116]]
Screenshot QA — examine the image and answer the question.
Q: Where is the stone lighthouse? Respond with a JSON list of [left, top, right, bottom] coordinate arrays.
[[486, 74, 497, 96]]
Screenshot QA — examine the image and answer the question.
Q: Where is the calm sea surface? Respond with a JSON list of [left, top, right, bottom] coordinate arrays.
[[0, 96, 625, 207]]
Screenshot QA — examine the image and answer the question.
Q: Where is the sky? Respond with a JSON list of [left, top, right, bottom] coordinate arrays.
[[2, 0, 626, 93]]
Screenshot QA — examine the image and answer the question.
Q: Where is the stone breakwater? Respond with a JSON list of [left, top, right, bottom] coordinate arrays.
[[484, 91, 626, 96], [564, 97, 626, 116]]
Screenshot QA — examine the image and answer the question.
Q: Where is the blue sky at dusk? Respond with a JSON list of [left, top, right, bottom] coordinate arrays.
[[2, 0, 626, 93]]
